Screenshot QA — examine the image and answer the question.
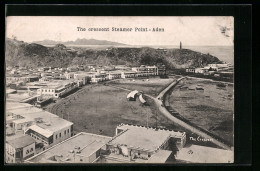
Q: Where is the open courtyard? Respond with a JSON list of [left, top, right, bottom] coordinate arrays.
[[46, 83, 179, 137]]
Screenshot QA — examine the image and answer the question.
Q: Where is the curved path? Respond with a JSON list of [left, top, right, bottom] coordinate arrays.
[[107, 77, 232, 150], [152, 77, 232, 150]]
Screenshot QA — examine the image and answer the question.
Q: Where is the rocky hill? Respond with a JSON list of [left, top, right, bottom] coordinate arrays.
[[5, 38, 221, 68]]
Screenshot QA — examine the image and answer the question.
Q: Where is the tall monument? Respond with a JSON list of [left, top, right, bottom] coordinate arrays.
[[180, 41, 182, 50]]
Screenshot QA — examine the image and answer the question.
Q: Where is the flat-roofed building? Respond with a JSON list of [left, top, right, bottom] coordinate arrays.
[[90, 73, 108, 83], [195, 68, 208, 74], [175, 144, 233, 163], [25, 132, 112, 163], [74, 72, 91, 85], [36, 80, 78, 98], [6, 102, 74, 149], [132, 65, 158, 77], [186, 68, 195, 73], [121, 71, 137, 78], [64, 72, 75, 79], [107, 71, 122, 80], [106, 124, 186, 162], [5, 135, 36, 163]]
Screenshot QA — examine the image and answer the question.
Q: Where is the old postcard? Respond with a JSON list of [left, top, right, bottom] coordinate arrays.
[[5, 16, 234, 164]]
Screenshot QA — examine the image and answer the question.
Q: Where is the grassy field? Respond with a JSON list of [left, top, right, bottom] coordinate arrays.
[[166, 78, 234, 145], [108, 77, 175, 97], [48, 84, 180, 137]]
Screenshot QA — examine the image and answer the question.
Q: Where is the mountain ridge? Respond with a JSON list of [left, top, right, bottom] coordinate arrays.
[[5, 38, 222, 68], [32, 38, 127, 46]]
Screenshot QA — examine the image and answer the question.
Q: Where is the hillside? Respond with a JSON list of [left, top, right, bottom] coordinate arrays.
[[5, 38, 221, 68]]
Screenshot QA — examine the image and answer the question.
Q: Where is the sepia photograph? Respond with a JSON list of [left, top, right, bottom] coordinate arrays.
[[5, 16, 234, 164]]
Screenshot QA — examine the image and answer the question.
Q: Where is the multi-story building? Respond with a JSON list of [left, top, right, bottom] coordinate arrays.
[[132, 65, 158, 77], [186, 68, 195, 73], [90, 73, 108, 83], [121, 71, 137, 78], [25, 132, 112, 163], [5, 135, 36, 163], [105, 124, 186, 163], [157, 64, 166, 75], [74, 72, 91, 85], [195, 68, 208, 74], [36, 80, 78, 98], [6, 102, 74, 150], [25, 124, 187, 164], [64, 72, 75, 80], [107, 71, 122, 80]]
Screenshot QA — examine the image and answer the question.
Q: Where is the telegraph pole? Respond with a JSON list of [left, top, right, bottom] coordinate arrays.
[[156, 109, 158, 129]]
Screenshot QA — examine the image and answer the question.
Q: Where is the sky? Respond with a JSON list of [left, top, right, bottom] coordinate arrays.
[[6, 16, 234, 46]]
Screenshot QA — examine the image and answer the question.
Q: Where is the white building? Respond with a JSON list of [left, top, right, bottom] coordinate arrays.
[[6, 135, 36, 163], [107, 71, 122, 80], [36, 80, 78, 98], [25, 132, 112, 163], [6, 102, 74, 150]]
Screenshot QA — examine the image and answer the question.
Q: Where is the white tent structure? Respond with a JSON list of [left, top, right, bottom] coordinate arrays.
[[139, 94, 147, 104], [127, 90, 138, 101]]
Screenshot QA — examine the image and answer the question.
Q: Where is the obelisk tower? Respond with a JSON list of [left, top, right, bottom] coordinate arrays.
[[180, 41, 182, 50]]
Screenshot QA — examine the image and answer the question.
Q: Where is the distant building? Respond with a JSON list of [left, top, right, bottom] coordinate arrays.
[[132, 65, 158, 77], [195, 68, 208, 74], [74, 73, 90, 85], [6, 135, 36, 163], [186, 68, 195, 73], [121, 71, 137, 78], [107, 71, 122, 80], [157, 63, 166, 75], [36, 80, 78, 98], [89, 73, 108, 83]]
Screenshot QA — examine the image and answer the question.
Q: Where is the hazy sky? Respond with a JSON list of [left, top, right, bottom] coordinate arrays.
[[6, 16, 234, 46]]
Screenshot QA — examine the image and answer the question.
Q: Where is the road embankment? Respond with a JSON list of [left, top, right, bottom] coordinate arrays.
[[154, 77, 232, 150]]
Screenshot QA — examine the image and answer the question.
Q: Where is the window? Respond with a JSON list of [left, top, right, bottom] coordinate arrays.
[[30, 148, 33, 152], [26, 150, 29, 154], [56, 135, 57, 139], [68, 129, 69, 133], [64, 130, 66, 135], [59, 133, 61, 137]]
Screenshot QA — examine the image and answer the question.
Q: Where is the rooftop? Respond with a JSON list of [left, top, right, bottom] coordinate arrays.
[[26, 132, 112, 163], [6, 102, 73, 133], [145, 150, 172, 163], [109, 124, 185, 152], [7, 135, 35, 149], [175, 145, 233, 163]]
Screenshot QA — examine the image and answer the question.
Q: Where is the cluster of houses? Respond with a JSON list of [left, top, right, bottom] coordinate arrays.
[[5, 97, 187, 164], [186, 63, 234, 78], [5, 63, 233, 164], [6, 64, 166, 99], [5, 101, 74, 163]]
